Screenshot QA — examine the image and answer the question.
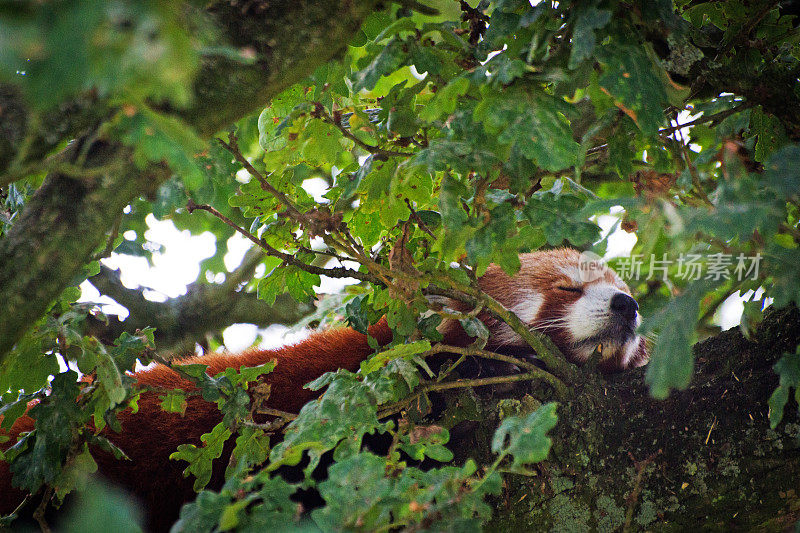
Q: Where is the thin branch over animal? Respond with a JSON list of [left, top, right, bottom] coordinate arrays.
[[0, 249, 646, 531]]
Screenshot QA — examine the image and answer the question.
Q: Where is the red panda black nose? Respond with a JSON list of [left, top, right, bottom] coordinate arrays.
[[610, 293, 638, 322]]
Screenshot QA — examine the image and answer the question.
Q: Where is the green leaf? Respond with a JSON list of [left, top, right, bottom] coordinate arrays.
[[110, 328, 156, 372], [643, 280, 719, 399], [491, 403, 558, 470], [569, 8, 612, 69], [170, 423, 233, 491], [159, 389, 188, 416], [764, 144, 800, 200], [230, 426, 271, 472], [171, 490, 233, 532], [352, 39, 409, 92], [764, 245, 800, 309], [750, 108, 789, 163], [10, 372, 83, 493], [312, 453, 394, 530], [0, 335, 60, 396], [269, 370, 384, 475], [387, 106, 419, 137], [360, 340, 432, 374], [374, 17, 418, 42], [94, 344, 126, 406], [241, 476, 301, 530], [399, 426, 453, 463], [53, 443, 98, 501], [474, 88, 582, 171], [116, 106, 207, 191], [460, 317, 490, 343], [258, 264, 320, 305], [597, 43, 669, 135], [768, 346, 800, 428], [61, 479, 144, 533], [215, 361, 276, 389], [345, 295, 371, 335], [524, 191, 599, 246], [300, 120, 345, 166]]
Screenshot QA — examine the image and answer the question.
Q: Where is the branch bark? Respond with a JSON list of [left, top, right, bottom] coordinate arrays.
[[0, 0, 379, 359], [438, 306, 800, 531], [86, 248, 312, 353]]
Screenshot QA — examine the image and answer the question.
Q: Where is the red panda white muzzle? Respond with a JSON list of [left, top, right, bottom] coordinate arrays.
[[447, 248, 648, 371]]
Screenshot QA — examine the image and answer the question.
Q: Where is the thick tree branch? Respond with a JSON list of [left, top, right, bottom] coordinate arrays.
[[440, 305, 800, 531], [0, 1, 379, 360], [87, 252, 312, 353]]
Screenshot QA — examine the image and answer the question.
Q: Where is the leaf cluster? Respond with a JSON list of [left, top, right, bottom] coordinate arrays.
[[3, 0, 800, 530]]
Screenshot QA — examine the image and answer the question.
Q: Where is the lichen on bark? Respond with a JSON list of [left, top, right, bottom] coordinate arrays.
[[436, 306, 800, 531]]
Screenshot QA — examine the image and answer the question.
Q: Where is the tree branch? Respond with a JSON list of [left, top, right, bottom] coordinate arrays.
[[0, 1, 379, 360], [87, 258, 313, 353], [186, 201, 381, 285], [318, 106, 414, 159]]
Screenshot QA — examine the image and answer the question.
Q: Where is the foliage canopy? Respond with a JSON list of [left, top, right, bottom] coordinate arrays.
[[1, 0, 800, 530]]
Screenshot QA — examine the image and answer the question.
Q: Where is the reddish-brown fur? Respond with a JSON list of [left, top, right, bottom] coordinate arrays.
[[0, 249, 645, 531], [445, 249, 647, 370], [0, 321, 393, 532]]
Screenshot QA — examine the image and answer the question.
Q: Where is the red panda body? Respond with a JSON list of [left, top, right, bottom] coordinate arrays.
[[0, 249, 646, 531]]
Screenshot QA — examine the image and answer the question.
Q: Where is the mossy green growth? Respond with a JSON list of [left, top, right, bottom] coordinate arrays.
[[497, 394, 543, 419], [437, 388, 483, 429], [497, 398, 523, 419], [635, 499, 657, 527], [548, 493, 591, 533], [550, 474, 575, 494], [594, 494, 625, 533]]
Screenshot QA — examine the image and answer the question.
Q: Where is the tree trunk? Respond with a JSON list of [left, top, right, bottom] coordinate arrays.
[[0, 1, 377, 359], [443, 306, 800, 531]]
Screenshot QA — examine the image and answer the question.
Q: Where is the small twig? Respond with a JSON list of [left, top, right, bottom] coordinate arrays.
[[218, 129, 370, 264], [186, 201, 380, 284], [241, 404, 298, 433], [705, 416, 717, 445], [623, 450, 661, 533], [421, 344, 567, 397], [32, 486, 53, 533], [217, 131, 306, 221], [377, 371, 556, 419], [587, 103, 752, 159], [672, 116, 714, 207], [426, 372, 550, 393], [658, 103, 752, 137], [405, 198, 436, 238], [385, 425, 402, 459], [6, 493, 32, 522], [242, 417, 292, 433], [317, 106, 413, 159], [93, 214, 123, 261], [295, 244, 353, 265], [435, 354, 467, 383], [255, 406, 298, 421]]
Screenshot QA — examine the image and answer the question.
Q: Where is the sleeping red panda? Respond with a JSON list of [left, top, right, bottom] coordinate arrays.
[[0, 249, 646, 531]]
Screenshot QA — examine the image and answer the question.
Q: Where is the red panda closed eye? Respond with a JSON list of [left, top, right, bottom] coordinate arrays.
[[471, 248, 647, 371], [0, 248, 646, 531]]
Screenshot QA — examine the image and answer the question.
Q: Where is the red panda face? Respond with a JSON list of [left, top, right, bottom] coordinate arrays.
[[476, 248, 648, 371]]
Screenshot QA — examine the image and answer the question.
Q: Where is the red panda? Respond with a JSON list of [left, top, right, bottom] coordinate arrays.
[[0, 249, 646, 531]]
